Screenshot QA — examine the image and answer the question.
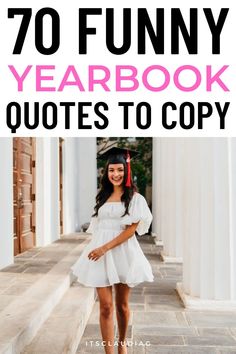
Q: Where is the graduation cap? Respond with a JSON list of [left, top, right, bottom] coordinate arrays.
[[98, 147, 138, 187]]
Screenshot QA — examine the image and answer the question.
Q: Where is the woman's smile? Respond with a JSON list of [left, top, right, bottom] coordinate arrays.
[[108, 163, 125, 186]]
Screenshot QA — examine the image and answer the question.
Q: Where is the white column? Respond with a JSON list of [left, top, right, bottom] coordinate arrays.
[[76, 138, 97, 230], [0, 139, 14, 269], [177, 138, 236, 309], [174, 138, 185, 262], [230, 139, 236, 299], [63, 138, 78, 233], [152, 138, 162, 244], [153, 138, 183, 263], [36, 138, 60, 246], [229, 138, 236, 300], [160, 139, 174, 260], [63, 138, 97, 233]]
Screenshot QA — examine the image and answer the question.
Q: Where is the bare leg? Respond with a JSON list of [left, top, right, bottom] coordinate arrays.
[[114, 283, 131, 354], [96, 286, 114, 354]]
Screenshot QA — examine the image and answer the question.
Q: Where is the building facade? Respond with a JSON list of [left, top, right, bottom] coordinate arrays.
[[1, 137, 236, 310], [0, 137, 97, 268]]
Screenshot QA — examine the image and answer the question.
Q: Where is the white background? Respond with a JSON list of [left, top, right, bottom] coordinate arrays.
[[0, 0, 235, 137]]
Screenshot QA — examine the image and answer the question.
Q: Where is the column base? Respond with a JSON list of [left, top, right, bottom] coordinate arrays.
[[155, 240, 164, 247], [176, 282, 236, 311], [151, 233, 163, 247], [160, 251, 182, 263]]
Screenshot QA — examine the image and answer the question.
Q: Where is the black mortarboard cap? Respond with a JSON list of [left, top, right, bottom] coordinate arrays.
[[98, 147, 138, 160]]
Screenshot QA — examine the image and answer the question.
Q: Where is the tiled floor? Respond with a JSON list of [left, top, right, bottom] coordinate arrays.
[[0, 235, 85, 313], [77, 236, 236, 354], [1, 234, 236, 354]]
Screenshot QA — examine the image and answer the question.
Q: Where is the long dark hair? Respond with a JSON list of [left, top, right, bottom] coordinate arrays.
[[93, 155, 137, 217]]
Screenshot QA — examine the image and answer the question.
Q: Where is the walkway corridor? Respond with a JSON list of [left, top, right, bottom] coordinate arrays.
[[77, 235, 236, 354]]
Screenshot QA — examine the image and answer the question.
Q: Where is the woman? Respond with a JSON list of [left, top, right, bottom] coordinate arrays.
[[72, 147, 154, 354]]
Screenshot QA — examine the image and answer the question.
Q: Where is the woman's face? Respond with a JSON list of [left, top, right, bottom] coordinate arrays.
[[108, 163, 125, 187]]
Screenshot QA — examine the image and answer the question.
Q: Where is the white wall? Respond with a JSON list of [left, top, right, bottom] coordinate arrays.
[[63, 138, 97, 233], [0, 139, 13, 268]]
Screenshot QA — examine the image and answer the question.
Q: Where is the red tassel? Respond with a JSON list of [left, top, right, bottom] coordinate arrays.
[[125, 150, 131, 187]]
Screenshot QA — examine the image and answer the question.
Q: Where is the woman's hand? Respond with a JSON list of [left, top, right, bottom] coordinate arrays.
[[88, 246, 107, 261], [88, 222, 139, 261]]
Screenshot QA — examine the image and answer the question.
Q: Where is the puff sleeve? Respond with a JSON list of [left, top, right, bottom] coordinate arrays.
[[86, 216, 98, 233], [121, 193, 153, 236]]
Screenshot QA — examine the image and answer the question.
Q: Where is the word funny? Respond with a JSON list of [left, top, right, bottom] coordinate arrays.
[[8, 7, 229, 55]]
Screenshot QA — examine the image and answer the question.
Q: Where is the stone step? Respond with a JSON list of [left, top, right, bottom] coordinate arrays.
[[0, 236, 90, 354], [22, 284, 95, 354]]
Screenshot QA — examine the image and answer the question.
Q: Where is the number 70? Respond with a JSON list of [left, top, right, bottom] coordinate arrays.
[[8, 8, 60, 55]]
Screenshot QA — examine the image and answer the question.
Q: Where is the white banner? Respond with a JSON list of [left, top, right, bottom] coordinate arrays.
[[0, 0, 235, 136]]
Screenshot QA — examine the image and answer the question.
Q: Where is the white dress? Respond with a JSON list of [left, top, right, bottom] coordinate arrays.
[[71, 193, 154, 288]]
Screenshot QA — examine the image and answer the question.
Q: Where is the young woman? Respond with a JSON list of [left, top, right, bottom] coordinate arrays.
[[71, 147, 154, 354]]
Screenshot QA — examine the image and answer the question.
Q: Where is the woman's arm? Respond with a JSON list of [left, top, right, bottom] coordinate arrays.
[[88, 222, 139, 261]]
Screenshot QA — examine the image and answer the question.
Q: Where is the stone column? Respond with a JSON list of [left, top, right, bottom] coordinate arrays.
[[63, 138, 97, 233], [76, 138, 97, 231], [152, 138, 183, 263], [177, 138, 236, 309], [36, 138, 60, 246], [152, 138, 162, 245]]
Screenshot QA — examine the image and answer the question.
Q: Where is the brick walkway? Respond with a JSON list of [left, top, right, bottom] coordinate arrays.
[[77, 236, 236, 354]]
